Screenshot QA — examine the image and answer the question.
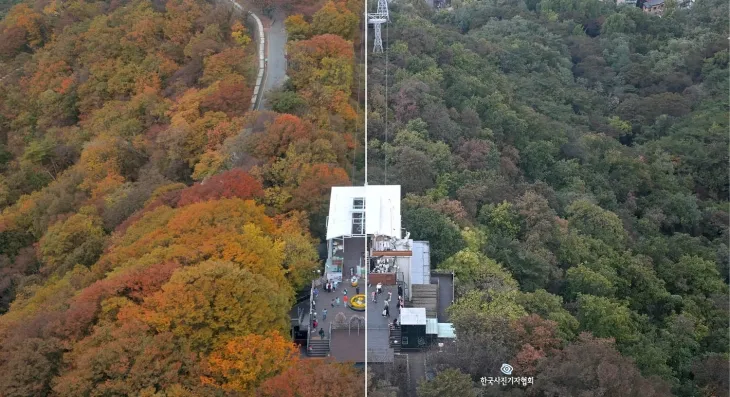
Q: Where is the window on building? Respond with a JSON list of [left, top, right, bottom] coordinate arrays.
[[352, 212, 364, 235], [353, 198, 365, 210]]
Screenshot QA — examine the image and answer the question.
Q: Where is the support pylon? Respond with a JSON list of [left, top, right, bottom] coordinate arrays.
[[367, 0, 389, 54]]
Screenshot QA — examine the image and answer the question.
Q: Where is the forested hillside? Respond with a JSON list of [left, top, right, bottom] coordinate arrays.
[[366, 0, 728, 395], [0, 0, 364, 395]]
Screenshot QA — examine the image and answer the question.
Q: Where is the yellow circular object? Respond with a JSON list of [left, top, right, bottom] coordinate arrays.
[[349, 294, 366, 311], [351, 280, 358, 287]]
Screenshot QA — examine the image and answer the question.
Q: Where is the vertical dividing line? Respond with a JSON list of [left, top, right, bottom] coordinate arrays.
[[364, 5, 368, 188], [384, 22, 389, 184], [364, 0, 369, 393]]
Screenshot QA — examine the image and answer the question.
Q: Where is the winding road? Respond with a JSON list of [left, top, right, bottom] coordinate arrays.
[[259, 10, 289, 110], [225, 0, 288, 110]]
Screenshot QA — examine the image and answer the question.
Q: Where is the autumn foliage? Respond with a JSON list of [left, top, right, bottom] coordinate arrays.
[[202, 331, 299, 393], [0, 0, 362, 394], [258, 358, 366, 397], [178, 169, 264, 206], [288, 34, 354, 92]]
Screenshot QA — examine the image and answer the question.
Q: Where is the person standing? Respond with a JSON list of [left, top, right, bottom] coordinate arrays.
[[376, 282, 383, 294], [385, 304, 390, 317], [313, 319, 318, 329], [356, 286, 360, 295], [319, 328, 325, 340], [343, 288, 348, 296], [387, 290, 392, 301], [372, 291, 377, 303], [323, 308, 328, 321], [343, 295, 349, 305], [335, 297, 340, 306], [331, 298, 335, 307]]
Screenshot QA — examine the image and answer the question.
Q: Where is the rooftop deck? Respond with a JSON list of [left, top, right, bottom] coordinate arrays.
[[303, 237, 367, 361], [366, 283, 396, 363], [330, 329, 365, 363]]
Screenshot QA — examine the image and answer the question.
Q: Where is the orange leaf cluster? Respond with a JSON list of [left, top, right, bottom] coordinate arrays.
[[178, 169, 264, 206], [202, 331, 299, 393], [258, 358, 365, 397]]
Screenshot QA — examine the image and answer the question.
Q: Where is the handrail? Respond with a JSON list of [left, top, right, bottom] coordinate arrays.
[[328, 322, 332, 356], [306, 281, 314, 355], [452, 271, 455, 303]]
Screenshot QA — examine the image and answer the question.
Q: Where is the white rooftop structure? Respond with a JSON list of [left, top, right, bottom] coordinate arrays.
[[426, 318, 438, 334], [400, 307, 427, 325], [437, 323, 456, 339], [326, 185, 401, 240]]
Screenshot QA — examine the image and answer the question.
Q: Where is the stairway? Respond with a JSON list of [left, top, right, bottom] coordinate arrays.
[[411, 284, 438, 318], [308, 338, 330, 357], [389, 326, 402, 352]]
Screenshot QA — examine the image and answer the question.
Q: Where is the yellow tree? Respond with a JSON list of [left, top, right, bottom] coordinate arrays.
[[201, 331, 298, 393], [231, 21, 252, 47], [38, 207, 107, 277], [144, 261, 291, 352], [285, 14, 311, 41], [311, 1, 358, 40]]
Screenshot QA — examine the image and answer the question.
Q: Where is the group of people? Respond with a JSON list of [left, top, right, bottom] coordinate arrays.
[[369, 284, 405, 318], [324, 279, 340, 293]]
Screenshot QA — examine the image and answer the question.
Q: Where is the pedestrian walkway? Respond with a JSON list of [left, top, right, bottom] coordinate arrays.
[[304, 279, 364, 341], [366, 283, 396, 363]]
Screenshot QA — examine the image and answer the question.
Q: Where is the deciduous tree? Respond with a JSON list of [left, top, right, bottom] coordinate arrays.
[[202, 331, 298, 393], [533, 333, 672, 397], [178, 169, 264, 206], [258, 358, 365, 397], [417, 368, 477, 397], [145, 261, 291, 352]]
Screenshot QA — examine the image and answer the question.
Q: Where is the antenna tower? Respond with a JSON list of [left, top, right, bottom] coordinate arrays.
[[367, 0, 389, 53]]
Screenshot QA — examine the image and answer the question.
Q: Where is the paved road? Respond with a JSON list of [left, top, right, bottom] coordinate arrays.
[[260, 10, 288, 109]]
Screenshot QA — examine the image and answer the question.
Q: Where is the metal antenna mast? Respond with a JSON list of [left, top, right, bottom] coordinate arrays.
[[367, 0, 389, 53]]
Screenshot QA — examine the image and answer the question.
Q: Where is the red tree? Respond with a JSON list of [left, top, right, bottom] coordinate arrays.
[[51, 261, 181, 340], [257, 358, 364, 397], [200, 79, 251, 117], [254, 114, 315, 159], [287, 164, 350, 213], [509, 314, 561, 374], [178, 169, 264, 206]]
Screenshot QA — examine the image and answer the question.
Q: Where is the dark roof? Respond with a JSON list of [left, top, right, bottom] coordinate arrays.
[[643, 0, 664, 7], [431, 273, 454, 322]]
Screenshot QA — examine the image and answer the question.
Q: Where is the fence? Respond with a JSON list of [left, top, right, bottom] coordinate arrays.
[[306, 281, 313, 353]]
